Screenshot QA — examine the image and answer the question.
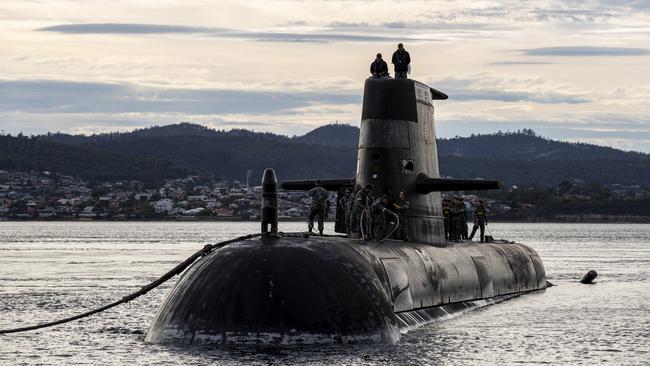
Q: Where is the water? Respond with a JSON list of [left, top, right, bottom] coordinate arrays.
[[0, 222, 648, 365]]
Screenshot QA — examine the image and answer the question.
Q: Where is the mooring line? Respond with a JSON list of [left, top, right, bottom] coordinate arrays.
[[0, 232, 262, 334]]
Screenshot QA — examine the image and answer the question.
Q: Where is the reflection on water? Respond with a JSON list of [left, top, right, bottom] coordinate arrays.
[[1, 222, 649, 365]]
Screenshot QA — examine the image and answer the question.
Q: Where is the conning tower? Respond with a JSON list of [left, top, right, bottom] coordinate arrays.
[[357, 78, 447, 243], [284, 78, 499, 243]]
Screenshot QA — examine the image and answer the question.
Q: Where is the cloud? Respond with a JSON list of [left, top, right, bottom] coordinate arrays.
[[432, 74, 591, 104], [328, 21, 370, 28], [519, 46, 650, 56], [531, 9, 619, 23], [422, 5, 626, 25], [381, 21, 495, 30], [489, 61, 555, 65], [37, 23, 439, 43], [450, 90, 589, 104], [597, 0, 650, 10], [0, 79, 360, 115], [38, 23, 217, 34]]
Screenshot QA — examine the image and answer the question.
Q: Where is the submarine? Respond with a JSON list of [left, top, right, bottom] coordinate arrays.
[[145, 78, 547, 345]]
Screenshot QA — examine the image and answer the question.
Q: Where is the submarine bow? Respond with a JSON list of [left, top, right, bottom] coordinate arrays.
[[145, 238, 401, 345]]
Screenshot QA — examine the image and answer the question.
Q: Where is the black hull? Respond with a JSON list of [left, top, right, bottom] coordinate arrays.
[[146, 236, 546, 345]]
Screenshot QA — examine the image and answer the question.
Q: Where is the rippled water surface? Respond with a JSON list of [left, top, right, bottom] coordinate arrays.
[[1, 222, 648, 365]]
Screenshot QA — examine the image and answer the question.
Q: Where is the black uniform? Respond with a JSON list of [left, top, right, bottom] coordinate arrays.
[[350, 188, 371, 238], [450, 200, 463, 241], [442, 201, 451, 240], [370, 198, 394, 240], [460, 200, 468, 239], [370, 59, 389, 78], [393, 196, 410, 241], [391, 49, 411, 78]]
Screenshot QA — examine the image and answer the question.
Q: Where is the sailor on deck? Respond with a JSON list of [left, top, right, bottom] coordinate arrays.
[[350, 184, 372, 238], [393, 191, 410, 241], [469, 200, 489, 243], [450, 197, 463, 241], [307, 181, 329, 235], [370, 194, 395, 239], [460, 197, 469, 239], [442, 198, 451, 240]]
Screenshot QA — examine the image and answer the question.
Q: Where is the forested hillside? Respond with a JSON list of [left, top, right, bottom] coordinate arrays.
[[1, 123, 648, 187], [0, 134, 187, 182]]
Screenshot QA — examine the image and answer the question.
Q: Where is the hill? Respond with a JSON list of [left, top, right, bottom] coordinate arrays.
[[35, 123, 357, 182], [436, 130, 650, 186], [2, 123, 648, 187], [0, 134, 188, 182], [437, 130, 647, 161], [294, 123, 360, 147]]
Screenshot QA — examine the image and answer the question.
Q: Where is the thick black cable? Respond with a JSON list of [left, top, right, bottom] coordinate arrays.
[[0, 233, 262, 334]]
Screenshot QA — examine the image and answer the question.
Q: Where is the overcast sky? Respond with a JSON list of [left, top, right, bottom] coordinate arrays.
[[1, 0, 649, 151]]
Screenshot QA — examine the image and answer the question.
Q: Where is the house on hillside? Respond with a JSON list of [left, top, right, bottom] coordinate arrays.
[[154, 199, 174, 214]]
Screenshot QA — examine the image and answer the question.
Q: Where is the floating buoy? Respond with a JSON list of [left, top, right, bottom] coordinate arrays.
[[580, 270, 598, 284]]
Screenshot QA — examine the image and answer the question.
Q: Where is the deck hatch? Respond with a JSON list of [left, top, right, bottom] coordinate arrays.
[[472, 256, 494, 298], [380, 258, 414, 312]]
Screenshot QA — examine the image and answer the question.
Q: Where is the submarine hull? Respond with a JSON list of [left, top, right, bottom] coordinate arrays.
[[146, 236, 546, 345], [147, 78, 548, 345]]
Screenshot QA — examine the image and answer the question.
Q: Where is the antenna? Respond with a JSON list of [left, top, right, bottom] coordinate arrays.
[[246, 169, 252, 189]]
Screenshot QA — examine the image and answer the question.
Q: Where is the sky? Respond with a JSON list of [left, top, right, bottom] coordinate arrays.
[[1, 0, 649, 152]]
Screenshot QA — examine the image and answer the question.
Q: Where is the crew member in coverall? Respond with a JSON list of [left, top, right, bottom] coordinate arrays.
[[346, 184, 362, 235], [450, 197, 463, 241], [370, 194, 394, 240], [469, 200, 489, 243], [307, 181, 329, 235], [393, 191, 410, 241], [442, 198, 451, 240], [460, 197, 469, 239], [350, 185, 372, 238]]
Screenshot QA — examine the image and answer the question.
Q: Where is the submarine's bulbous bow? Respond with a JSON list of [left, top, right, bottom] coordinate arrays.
[[145, 237, 400, 345]]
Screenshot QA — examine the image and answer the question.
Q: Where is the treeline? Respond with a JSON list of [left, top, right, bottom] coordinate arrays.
[[1, 123, 649, 187], [477, 182, 650, 221], [0, 134, 188, 183]]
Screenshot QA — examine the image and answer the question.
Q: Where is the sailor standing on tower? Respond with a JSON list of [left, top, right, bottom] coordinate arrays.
[[370, 53, 389, 78], [391, 43, 411, 79], [307, 181, 329, 235]]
